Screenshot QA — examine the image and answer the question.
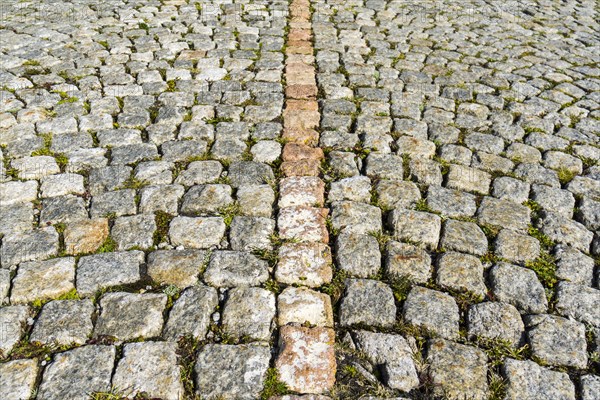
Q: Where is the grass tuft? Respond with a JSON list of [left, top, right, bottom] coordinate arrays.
[[260, 368, 290, 400]]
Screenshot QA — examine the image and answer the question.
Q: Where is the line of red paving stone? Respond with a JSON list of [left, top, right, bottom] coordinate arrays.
[[273, 0, 337, 395]]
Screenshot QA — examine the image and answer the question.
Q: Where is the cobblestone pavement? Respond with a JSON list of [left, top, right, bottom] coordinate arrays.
[[0, 0, 599, 398]]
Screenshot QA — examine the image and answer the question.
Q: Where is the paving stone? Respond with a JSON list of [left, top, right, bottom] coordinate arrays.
[[440, 219, 488, 256], [477, 197, 531, 232], [374, 180, 421, 210], [11, 155, 60, 179], [37, 345, 115, 400], [467, 302, 524, 346], [169, 216, 226, 249], [339, 279, 396, 328], [139, 184, 184, 214], [384, 241, 431, 283], [525, 314, 587, 369], [195, 344, 271, 399], [329, 176, 371, 203], [204, 250, 269, 288], [427, 339, 488, 400], [495, 229, 540, 262], [95, 292, 166, 341], [489, 262, 548, 314], [279, 176, 325, 208], [555, 282, 600, 327], [278, 206, 329, 243], [0, 203, 33, 236], [436, 252, 487, 297], [426, 185, 477, 218], [163, 285, 218, 341], [0, 305, 31, 357], [408, 158, 443, 186], [237, 184, 275, 217], [0, 269, 9, 305], [0, 227, 59, 267], [11, 257, 75, 304], [113, 342, 182, 400], [502, 358, 575, 400], [228, 161, 275, 188], [554, 245, 595, 286], [147, 249, 207, 288], [278, 287, 333, 327], [403, 286, 460, 340], [581, 375, 600, 400], [40, 173, 85, 198], [531, 184, 575, 218], [222, 287, 276, 341], [335, 231, 380, 278], [64, 218, 109, 255], [90, 189, 137, 218], [331, 201, 382, 235], [112, 214, 156, 250], [276, 242, 333, 287], [174, 160, 223, 186], [276, 326, 336, 394], [0, 359, 39, 400], [538, 211, 593, 252], [491, 177, 530, 203], [181, 184, 233, 216], [578, 197, 600, 231], [352, 330, 419, 392], [446, 164, 491, 195], [30, 300, 95, 346], [76, 251, 143, 296], [364, 153, 404, 180], [389, 209, 441, 250], [0, 181, 38, 206], [230, 216, 275, 251]]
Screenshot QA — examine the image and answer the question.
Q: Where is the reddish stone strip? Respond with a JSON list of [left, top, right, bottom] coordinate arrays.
[[274, 0, 337, 394]]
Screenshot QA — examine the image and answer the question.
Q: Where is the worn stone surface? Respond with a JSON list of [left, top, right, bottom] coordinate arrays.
[[222, 287, 276, 341], [353, 330, 419, 392], [276, 243, 332, 287], [204, 250, 270, 287], [436, 252, 487, 297], [384, 241, 432, 283], [428, 339, 488, 400], [389, 209, 441, 250], [37, 345, 115, 400], [490, 263, 548, 314], [147, 249, 207, 288], [339, 279, 396, 328], [555, 282, 600, 327], [0, 359, 39, 400], [278, 287, 333, 327], [276, 326, 336, 394], [335, 231, 381, 278], [502, 358, 576, 400], [76, 251, 143, 296], [467, 302, 524, 346], [164, 285, 218, 341], [525, 314, 588, 369], [403, 286, 460, 340], [30, 300, 95, 346], [64, 218, 109, 255], [113, 342, 183, 400], [95, 292, 166, 341], [11, 257, 75, 304], [195, 344, 271, 400]]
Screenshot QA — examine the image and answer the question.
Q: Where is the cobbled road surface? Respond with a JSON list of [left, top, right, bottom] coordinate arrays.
[[0, 0, 599, 399]]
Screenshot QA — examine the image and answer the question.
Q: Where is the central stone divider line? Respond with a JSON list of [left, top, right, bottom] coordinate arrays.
[[273, 0, 337, 395]]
